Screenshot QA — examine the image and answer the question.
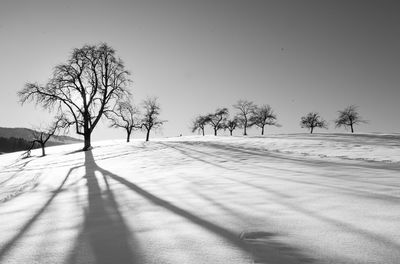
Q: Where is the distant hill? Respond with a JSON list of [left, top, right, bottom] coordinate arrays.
[[0, 127, 82, 154]]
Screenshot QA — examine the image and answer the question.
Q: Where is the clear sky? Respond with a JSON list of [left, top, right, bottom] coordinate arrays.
[[1, 0, 399, 140]]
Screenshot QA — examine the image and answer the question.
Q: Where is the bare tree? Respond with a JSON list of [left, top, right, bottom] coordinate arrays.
[[30, 116, 68, 156], [335, 105, 366, 133], [108, 101, 141, 142], [18, 43, 132, 151], [191, 115, 208, 136], [141, 97, 165, 141], [233, 100, 256, 136], [300, 112, 327, 134], [224, 118, 239, 136], [207, 108, 228, 136], [250, 105, 278, 135]]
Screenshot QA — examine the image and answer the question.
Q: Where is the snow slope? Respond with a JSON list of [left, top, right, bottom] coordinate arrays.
[[0, 134, 399, 264]]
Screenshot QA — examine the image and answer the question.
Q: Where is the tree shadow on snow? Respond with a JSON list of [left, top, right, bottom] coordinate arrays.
[[66, 150, 141, 264], [0, 147, 315, 264], [96, 157, 314, 264], [0, 150, 140, 264], [0, 165, 77, 262], [160, 142, 400, 254], [167, 142, 400, 202], [202, 141, 400, 172]]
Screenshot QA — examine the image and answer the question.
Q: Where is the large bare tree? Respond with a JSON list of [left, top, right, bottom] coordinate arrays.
[[207, 108, 228, 136], [335, 105, 366, 133], [191, 115, 208, 136], [141, 97, 165, 141], [300, 112, 327, 134], [18, 43, 132, 150], [108, 101, 141, 142], [233, 100, 256, 136]]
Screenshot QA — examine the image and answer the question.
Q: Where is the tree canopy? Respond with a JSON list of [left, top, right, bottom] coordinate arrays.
[[207, 108, 229, 136], [141, 97, 165, 141], [108, 101, 141, 142], [335, 105, 366, 133], [251, 105, 278, 135], [233, 100, 256, 136], [300, 112, 327, 134]]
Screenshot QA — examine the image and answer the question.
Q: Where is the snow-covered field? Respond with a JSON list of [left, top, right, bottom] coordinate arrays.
[[0, 133, 399, 264]]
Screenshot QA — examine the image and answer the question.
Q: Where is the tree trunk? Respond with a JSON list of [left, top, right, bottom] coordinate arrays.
[[214, 128, 217, 136], [41, 143, 45, 156], [230, 130, 233, 136], [310, 127, 314, 134], [201, 128, 204, 136], [261, 126, 265, 135], [243, 126, 247, 136], [350, 124, 354, 133], [83, 132, 91, 151], [146, 129, 150, 141], [126, 131, 131, 142]]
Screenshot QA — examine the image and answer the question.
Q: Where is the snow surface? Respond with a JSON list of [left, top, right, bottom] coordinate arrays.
[[0, 134, 400, 264]]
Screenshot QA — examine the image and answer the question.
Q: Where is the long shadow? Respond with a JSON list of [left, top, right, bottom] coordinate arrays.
[[165, 142, 400, 202], [101, 165, 313, 263], [187, 183, 256, 224], [161, 142, 400, 253], [202, 141, 400, 171], [0, 165, 78, 261], [177, 141, 400, 180], [66, 150, 140, 264], [279, 133, 400, 147]]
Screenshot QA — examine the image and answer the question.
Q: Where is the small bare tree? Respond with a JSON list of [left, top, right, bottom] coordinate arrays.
[[191, 115, 208, 136], [335, 105, 366, 133], [251, 105, 278, 135], [18, 43, 132, 151], [141, 97, 165, 141], [30, 116, 68, 156], [300, 112, 327, 134], [207, 108, 228, 136], [233, 100, 256, 136], [224, 118, 239, 136], [108, 101, 141, 142]]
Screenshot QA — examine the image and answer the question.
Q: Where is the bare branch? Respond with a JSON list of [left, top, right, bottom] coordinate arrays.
[[233, 100, 256, 136], [140, 97, 166, 141], [206, 108, 228, 136], [300, 112, 327, 134], [334, 105, 367, 133], [250, 105, 278, 135]]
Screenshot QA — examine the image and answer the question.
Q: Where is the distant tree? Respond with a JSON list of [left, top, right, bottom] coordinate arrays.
[[300, 112, 327, 134], [191, 115, 208, 136], [30, 116, 67, 156], [233, 100, 256, 136], [108, 101, 141, 142], [251, 105, 278, 135], [207, 108, 228, 136], [335, 105, 366, 133], [141, 97, 165, 141], [18, 43, 132, 151], [223, 118, 239, 136]]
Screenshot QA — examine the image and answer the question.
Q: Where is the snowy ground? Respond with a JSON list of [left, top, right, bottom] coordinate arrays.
[[0, 133, 399, 264]]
